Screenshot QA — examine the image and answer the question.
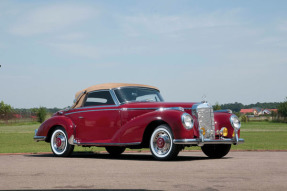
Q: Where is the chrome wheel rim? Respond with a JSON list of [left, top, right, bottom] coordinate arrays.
[[151, 129, 171, 157], [52, 130, 67, 155]]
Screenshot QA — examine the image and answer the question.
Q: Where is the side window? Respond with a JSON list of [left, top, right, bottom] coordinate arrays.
[[83, 91, 115, 107]]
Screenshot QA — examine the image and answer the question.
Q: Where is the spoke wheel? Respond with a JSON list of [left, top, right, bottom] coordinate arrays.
[[201, 144, 231, 158], [50, 127, 74, 157], [150, 125, 180, 161]]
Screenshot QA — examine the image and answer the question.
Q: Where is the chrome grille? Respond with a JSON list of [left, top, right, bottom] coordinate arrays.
[[192, 103, 215, 139]]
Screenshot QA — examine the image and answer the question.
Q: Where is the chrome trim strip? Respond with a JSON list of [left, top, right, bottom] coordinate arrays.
[[65, 108, 121, 115], [73, 104, 118, 110], [123, 107, 187, 111], [68, 107, 188, 114], [67, 106, 188, 115], [34, 136, 46, 142], [123, 108, 159, 111], [74, 142, 141, 146], [173, 138, 244, 145], [157, 107, 184, 112]]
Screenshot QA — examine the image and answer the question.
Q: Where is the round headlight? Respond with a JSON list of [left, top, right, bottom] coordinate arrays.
[[181, 113, 194, 130], [230, 115, 241, 130]]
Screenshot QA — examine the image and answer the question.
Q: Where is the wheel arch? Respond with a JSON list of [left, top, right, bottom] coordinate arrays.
[[36, 116, 75, 143], [141, 120, 169, 148], [46, 125, 63, 143]]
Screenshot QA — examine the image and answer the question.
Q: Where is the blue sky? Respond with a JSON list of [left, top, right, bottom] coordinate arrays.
[[0, 0, 287, 108]]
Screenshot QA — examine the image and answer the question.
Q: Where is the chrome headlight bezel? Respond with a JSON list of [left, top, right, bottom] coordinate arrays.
[[181, 113, 194, 130], [230, 115, 241, 130]]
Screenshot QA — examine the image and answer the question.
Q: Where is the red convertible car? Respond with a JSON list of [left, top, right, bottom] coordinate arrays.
[[34, 83, 244, 160]]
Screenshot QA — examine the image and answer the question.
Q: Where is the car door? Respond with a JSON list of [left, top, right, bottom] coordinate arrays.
[[73, 90, 121, 143]]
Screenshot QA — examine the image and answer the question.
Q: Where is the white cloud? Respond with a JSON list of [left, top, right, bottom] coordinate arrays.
[[10, 4, 96, 36]]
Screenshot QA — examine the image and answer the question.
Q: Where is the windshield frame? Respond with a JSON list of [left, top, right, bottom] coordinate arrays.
[[113, 86, 164, 105]]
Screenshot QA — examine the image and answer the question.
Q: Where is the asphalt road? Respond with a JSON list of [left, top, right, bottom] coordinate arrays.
[[0, 151, 286, 191]]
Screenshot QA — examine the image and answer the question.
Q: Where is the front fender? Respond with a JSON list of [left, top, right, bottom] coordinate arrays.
[[36, 115, 75, 142], [112, 110, 194, 143], [214, 112, 240, 138]]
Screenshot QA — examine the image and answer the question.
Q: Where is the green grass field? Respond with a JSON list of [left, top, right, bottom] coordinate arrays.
[[0, 121, 286, 153]]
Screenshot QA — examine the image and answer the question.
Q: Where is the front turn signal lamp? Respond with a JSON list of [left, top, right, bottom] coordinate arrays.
[[220, 127, 228, 137], [200, 127, 206, 136]]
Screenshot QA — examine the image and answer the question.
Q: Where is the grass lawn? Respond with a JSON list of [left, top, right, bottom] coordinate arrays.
[[231, 121, 287, 151], [0, 121, 286, 154]]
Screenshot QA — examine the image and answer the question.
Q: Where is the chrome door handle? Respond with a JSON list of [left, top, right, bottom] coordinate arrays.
[[78, 116, 84, 119]]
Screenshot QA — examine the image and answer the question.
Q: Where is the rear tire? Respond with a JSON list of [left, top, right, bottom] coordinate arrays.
[[105, 146, 126, 156], [149, 125, 181, 161], [50, 127, 74, 157], [201, 144, 231, 158]]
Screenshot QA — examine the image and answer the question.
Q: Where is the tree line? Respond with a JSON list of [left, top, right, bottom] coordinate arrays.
[[213, 99, 287, 118], [0, 100, 62, 123], [219, 102, 281, 112]]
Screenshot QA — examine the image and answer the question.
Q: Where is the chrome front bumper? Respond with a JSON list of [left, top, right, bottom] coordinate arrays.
[[174, 127, 244, 146], [33, 129, 46, 142], [173, 138, 244, 145]]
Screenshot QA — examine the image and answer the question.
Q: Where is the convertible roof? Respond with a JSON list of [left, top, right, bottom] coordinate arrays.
[[72, 83, 159, 108]]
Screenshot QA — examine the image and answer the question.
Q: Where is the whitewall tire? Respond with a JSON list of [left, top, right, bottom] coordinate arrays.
[[50, 127, 74, 157], [149, 125, 181, 160]]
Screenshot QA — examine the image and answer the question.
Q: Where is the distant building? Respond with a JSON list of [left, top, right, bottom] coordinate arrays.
[[260, 109, 278, 115], [240, 108, 278, 116], [240, 109, 258, 115]]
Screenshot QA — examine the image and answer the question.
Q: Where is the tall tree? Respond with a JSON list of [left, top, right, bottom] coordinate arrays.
[[278, 97, 287, 117], [0, 101, 13, 120], [36, 107, 47, 123], [213, 102, 221, 111]]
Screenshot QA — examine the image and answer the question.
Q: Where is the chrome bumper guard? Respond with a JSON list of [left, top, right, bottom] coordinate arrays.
[[33, 129, 46, 142]]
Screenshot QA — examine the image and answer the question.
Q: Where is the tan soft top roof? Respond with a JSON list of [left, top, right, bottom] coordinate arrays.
[[72, 83, 159, 108]]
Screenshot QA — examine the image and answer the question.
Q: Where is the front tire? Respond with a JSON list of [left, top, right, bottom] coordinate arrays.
[[105, 146, 126, 156], [150, 125, 181, 161], [201, 144, 231, 158], [50, 127, 74, 157]]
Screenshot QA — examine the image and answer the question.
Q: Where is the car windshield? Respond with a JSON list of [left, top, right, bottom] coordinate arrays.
[[114, 87, 164, 104]]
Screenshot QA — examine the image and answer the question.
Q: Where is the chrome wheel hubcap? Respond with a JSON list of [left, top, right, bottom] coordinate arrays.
[[52, 131, 66, 154], [152, 130, 171, 156]]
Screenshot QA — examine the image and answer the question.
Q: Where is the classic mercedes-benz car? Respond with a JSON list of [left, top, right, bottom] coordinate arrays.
[[34, 83, 244, 160]]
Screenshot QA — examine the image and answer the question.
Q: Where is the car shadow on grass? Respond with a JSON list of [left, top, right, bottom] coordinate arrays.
[[26, 152, 232, 162]]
